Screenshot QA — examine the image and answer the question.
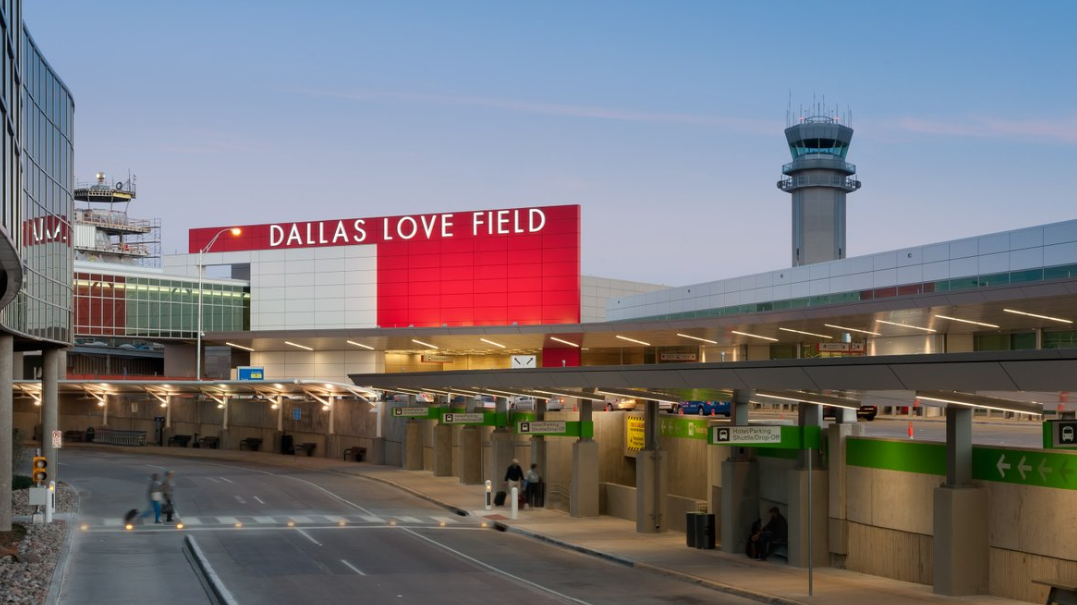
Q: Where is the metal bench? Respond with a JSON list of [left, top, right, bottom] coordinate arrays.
[[239, 438, 262, 451], [1033, 578, 1077, 605], [197, 436, 220, 449], [343, 446, 366, 462], [167, 434, 192, 447], [294, 442, 317, 457]]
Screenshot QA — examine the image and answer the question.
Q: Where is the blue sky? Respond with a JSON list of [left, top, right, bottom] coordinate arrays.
[[26, 0, 1077, 285]]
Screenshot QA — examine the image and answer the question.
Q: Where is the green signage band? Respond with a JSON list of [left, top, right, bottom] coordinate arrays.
[[706, 424, 820, 450]]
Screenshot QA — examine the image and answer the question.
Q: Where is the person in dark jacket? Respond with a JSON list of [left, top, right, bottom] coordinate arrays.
[[504, 459, 524, 499], [751, 506, 788, 560]]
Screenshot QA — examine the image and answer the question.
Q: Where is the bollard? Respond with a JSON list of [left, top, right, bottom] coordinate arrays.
[[485, 480, 492, 511], [45, 481, 55, 524], [510, 487, 519, 520]]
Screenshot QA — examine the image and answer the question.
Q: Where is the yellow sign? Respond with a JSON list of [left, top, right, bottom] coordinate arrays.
[[625, 416, 646, 455]]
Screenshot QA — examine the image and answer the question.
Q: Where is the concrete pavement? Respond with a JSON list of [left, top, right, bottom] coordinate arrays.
[[57, 443, 1034, 605]]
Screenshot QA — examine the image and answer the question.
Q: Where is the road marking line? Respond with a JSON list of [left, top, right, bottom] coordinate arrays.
[[218, 477, 234, 484], [253, 496, 265, 504], [396, 516, 420, 523], [324, 515, 348, 524], [401, 528, 593, 605], [340, 559, 366, 575], [360, 515, 383, 523], [103, 519, 121, 527], [289, 515, 312, 523], [182, 517, 202, 525], [297, 529, 321, 545], [205, 477, 221, 483], [432, 516, 456, 525], [235, 496, 247, 504], [217, 516, 239, 524], [254, 516, 276, 524], [279, 475, 377, 515]]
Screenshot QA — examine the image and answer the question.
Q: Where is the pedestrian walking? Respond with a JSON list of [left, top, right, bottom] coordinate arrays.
[[504, 458, 524, 501], [525, 463, 542, 508], [138, 473, 164, 524], [161, 470, 176, 522]]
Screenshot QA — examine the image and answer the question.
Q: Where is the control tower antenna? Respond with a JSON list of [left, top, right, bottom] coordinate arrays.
[[777, 99, 861, 267]]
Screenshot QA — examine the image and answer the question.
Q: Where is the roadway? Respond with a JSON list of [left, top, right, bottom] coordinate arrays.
[[55, 449, 761, 604]]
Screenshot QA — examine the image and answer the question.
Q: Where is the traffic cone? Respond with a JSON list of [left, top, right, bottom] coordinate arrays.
[[711, 408, 716, 416], [679, 406, 684, 415], [908, 420, 914, 439]]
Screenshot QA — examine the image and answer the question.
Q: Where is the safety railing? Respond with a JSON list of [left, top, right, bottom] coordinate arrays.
[[94, 427, 147, 446]]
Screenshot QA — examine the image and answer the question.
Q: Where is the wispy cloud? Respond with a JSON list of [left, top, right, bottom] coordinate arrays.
[[898, 115, 1077, 144], [303, 89, 776, 134]]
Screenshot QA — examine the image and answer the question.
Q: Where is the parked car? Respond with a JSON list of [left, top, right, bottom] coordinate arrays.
[[510, 396, 565, 412], [822, 405, 878, 421], [672, 400, 731, 416]]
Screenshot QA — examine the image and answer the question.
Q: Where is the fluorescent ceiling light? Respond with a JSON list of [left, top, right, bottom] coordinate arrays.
[[532, 389, 605, 402], [549, 336, 580, 347], [595, 388, 680, 405], [778, 327, 833, 339], [874, 319, 937, 333], [285, 341, 313, 351], [411, 339, 438, 349], [677, 333, 718, 345], [731, 330, 778, 342], [755, 389, 860, 410], [615, 335, 651, 346], [347, 340, 375, 350], [225, 342, 255, 352], [480, 338, 506, 348], [916, 391, 1042, 416], [824, 324, 882, 337], [1003, 308, 1073, 325], [933, 314, 999, 329]]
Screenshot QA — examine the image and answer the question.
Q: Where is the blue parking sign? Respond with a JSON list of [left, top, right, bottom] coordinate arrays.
[[292, 407, 301, 421]]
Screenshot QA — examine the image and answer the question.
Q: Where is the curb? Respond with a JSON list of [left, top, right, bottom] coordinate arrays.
[[492, 521, 635, 567], [44, 483, 79, 605], [634, 562, 809, 605], [183, 535, 239, 605], [354, 473, 470, 517]]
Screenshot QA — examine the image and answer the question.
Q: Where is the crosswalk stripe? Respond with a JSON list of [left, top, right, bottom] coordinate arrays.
[[396, 516, 420, 523], [324, 515, 348, 524], [289, 515, 312, 523], [431, 516, 457, 525], [254, 516, 276, 524], [359, 515, 383, 523], [182, 517, 202, 525], [104, 519, 121, 527], [217, 516, 239, 524]]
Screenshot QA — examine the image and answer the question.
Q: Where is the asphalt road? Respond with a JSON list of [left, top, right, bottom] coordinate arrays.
[[55, 450, 760, 605]]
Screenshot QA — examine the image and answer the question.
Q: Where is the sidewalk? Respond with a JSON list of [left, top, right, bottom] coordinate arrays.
[[63, 444, 1034, 605]]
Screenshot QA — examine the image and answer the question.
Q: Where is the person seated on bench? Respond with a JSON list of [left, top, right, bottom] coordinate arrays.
[[750, 506, 787, 561]]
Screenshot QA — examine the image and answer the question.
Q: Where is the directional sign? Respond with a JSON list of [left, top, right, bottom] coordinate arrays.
[[442, 412, 486, 424], [518, 421, 567, 435], [393, 407, 432, 418], [658, 417, 710, 440], [292, 407, 301, 421], [1044, 420, 1077, 449], [712, 426, 781, 445]]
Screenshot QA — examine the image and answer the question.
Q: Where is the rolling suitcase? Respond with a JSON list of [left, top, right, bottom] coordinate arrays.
[[494, 490, 507, 506]]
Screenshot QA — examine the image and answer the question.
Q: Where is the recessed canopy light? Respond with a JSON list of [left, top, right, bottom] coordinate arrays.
[[1004, 308, 1073, 325], [347, 340, 375, 350], [549, 336, 580, 347], [615, 335, 651, 346], [824, 324, 882, 337], [778, 327, 833, 339], [874, 320, 937, 333], [411, 339, 438, 349], [933, 314, 999, 329], [480, 338, 506, 348], [285, 341, 313, 351], [731, 330, 778, 342], [226, 342, 255, 352], [677, 333, 718, 344]]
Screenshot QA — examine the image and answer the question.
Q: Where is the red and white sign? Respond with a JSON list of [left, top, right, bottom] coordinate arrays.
[[191, 204, 581, 329]]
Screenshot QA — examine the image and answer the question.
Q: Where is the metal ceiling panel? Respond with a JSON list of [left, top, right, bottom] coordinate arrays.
[[729, 366, 818, 390], [999, 359, 1077, 392], [802, 364, 907, 391], [889, 362, 1019, 391]]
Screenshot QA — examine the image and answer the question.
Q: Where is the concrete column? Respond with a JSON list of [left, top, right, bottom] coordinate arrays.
[[732, 389, 751, 426], [102, 393, 108, 425], [404, 419, 423, 470], [827, 422, 863, 560], [458, 426, 482, 484], [11, 351, 23, 379], [636, 400, 667, 532], [798, 402, 823, 467], [276, 395, 284, 432], [787, 466, 829, 568], [933, 486, 988, 595], [570, 439, 599, 517], [42, 349, 59, 480], [328, 398, 335, 436], [531, 399, 547, 475], [945, 406, 973, 487], [433, 422, 453, 477], [720, 459, 759, 555], [165, 394, 172, 429], [222, 396, 229, 431], [0, 335, 13, 532], [491, 427, 513, 487]]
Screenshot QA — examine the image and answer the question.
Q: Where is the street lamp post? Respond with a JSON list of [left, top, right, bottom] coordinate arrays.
[[196, 227, 241, 380]]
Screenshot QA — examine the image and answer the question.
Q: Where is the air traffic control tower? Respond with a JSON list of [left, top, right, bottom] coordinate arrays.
[[777, 108, 861, 266]]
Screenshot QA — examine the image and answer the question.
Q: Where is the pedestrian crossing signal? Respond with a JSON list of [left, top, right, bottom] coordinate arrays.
[[32, 456, 48, 483]]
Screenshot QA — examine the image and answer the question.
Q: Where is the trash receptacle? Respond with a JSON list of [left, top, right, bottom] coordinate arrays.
[[698, 512, 716, 549], [686, 512, 703, 548], [280, 434, 294, 455]]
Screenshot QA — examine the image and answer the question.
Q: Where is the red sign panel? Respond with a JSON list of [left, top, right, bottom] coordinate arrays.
[[190, 204, 581, 328]]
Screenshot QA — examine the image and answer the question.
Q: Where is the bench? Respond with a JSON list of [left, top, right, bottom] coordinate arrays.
[[239, 438, 263, 451], [1033, 578, 1077, 605], [63, 430, 85, 443], [294, 442, 317, 457], [197, 436, 220, 449], [343, 447, 366, 462], [167, 434, 192, 447]]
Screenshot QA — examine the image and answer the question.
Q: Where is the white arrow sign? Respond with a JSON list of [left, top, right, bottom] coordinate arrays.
[[996, 454, 1011, 478], [1038, 458, 1054, 483], [1017, 456, 1032, 480]]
